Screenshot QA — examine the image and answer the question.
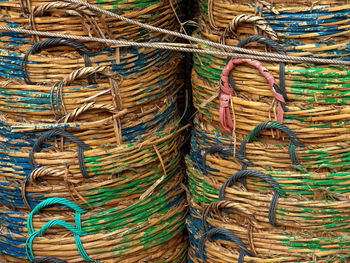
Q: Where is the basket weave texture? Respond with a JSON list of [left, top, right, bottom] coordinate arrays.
[[0, 0, 188, 262], [186, 1, 350, 262]]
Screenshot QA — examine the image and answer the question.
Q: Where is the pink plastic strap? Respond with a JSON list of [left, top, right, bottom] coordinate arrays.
[[219, 94, 233, 132], [219, 58, 285, 132]]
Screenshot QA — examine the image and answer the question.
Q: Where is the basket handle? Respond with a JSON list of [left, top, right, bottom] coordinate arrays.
[[61, 102, 122, 123], [203, 121, 303, 177], [237, 35, 284, 53], [33, 1, 97, 17], [220, 14, 278, 44], [26, 198, 98, 263], [50, 66, 122, 117], [59, 102, 125, 145], [239, 121, 304, 169], [33, 257, 67, 263], [28, 129, 92, 178], [201, 200, 254, 232], [21, 38, 96, 85], [220, 58, 286, 132], [61, 66, 121, 86], [219, 169, 286, 227], [27, 197, 87, 234], [202, 145, 257, 177], [226, 35, 288, 102], [202, 145, 236, 176], [198, 227, 254, 263]]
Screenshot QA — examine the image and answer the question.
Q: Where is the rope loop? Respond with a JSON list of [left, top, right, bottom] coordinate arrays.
[[25, 198, 98, 263], [28, 128, 91, 177], [27, 197, 87, 234], [220, 14, 278, 44], [219, 169, 286, 227], [49, 66, 123, 118], [21, 38, 95, 84], [237, 35, 284, 54], [198, 227, 254, 263], [240, 121, 304, 169], [202, 145, 236, 176], [220, 58, 286, 132], [202, 145, 256, 178], [226, 35, 289, 102], [24, 130, 91, 208]]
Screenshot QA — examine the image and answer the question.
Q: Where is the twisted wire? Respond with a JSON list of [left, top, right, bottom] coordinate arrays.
[[239, 121, 304, 167], [218, 169, 285, 227], [1, 25, 350, 65], [198, 227, 254, 263]]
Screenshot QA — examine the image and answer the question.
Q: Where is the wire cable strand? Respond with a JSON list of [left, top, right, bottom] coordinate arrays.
[[1, 26, 350, 66]]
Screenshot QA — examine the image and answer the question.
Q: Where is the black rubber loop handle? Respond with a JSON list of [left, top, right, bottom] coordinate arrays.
[[198, 227, 254, 263], [202, 145, 255, 188], [202, 145, 235, 176], [28, 129, 92, 178], [240, 121, 304, 170], [219, 169, 286, 227], [22, 38, 95, 85]]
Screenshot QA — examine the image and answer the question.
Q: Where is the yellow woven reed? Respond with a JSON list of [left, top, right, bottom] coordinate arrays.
[[192, 117, 350, 174], [0, 0, 181, 47], [187, 197, 349, 263], [191, 30, 350, 146], [198, 0, 350, 58]]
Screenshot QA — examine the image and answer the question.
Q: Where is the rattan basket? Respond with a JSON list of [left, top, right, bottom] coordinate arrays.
[[1, 177, 187, 262], [191, 31, 350, 147], [197, 0, 350, 59], [186, 196, 349, 263], [0, 119, 188, 261], [185, 119, 350, 262], [190, 116, 350, 174], [0, 0, 180, 49], [0, 36, 176, 84], [1, 62, 180, 137], [0, 1, 187, 261]]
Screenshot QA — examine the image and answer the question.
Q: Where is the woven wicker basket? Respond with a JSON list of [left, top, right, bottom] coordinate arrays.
[[188, 120, 350, 200], [191, 31, 350, 147], [0, 111, 186, 203], [190, 116, 350, 174], [197, 0, 350, 59], [1, 179, 187, 262], [186, 196, 349, 263], [0, 1, 187, 262], [0, 36, 176, 84], [0, 0, 180, 49], [0, 120, 188, 261], [0, 61, 180, 138], [187, 2, 350, 262], [185, 119, 350, 262]]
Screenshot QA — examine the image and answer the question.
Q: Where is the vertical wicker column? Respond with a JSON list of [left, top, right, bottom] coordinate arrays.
[[0, 1, 188, 262], [187, 1, 350, 262]]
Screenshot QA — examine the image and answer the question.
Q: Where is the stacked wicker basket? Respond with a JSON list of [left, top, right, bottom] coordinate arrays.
[[0, 0, 187, 262], [187, 1, 350, 262]]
